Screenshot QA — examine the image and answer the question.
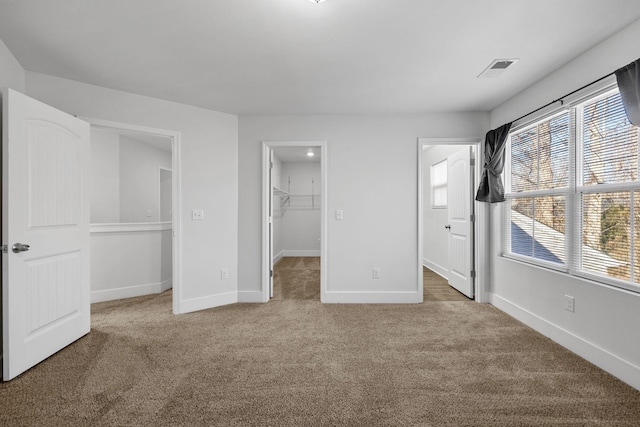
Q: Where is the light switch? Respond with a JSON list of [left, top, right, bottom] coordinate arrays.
[[146, 209, 152, 217], [192, 209, 204, 220], [336, 209, 344, 220]]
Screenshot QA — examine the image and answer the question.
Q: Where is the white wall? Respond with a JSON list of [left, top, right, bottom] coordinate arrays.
[[119, 135, 171, 223], [25, 71, 239, 313], [90, 224, 172, 302], [90, 129, 120, 223], [422, 145, 469, 277], [0, 37, 25, 92], [238, 113, 489, 303], [488, 19, 640, 390], [281, 161, 321, 255]]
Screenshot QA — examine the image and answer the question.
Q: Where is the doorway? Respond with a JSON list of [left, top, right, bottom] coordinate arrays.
[[418, 138, 484, 302], [262, 141, 328, 303], [86, 118, 182, 313]]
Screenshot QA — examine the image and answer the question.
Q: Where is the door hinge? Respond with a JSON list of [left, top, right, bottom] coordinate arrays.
[[470, 270, 476, 278], [470, 158, 476, 167], [270, 270, 273, 278], [1, 245, 7, 254], [470, 214, 475, 222], [270, 161, 274, 170]]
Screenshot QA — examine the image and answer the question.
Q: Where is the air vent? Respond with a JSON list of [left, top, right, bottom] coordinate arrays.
[[478, 58, 519, 78]]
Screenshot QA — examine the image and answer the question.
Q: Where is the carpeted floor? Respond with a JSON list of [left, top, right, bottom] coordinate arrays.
[[423, 266, 470, 302], [1, 262, 639, 425]]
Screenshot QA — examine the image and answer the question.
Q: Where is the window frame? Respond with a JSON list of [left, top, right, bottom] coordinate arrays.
[[503, 79, 640, 294]]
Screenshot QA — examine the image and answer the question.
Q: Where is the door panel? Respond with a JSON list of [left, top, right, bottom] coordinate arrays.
[[447, 147, 474, 298], [2, 88, 90, 380]]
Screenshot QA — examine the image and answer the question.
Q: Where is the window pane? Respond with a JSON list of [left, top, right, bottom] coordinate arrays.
[[433, 186, 447, 207], [510, 196, 565, 264], [511, 113, 569, 192], [431, 161, 447, 207], [582, 92, 638, 185], [581, 192, 630, 280]]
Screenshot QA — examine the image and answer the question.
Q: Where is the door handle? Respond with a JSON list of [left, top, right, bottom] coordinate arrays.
[[12, 243, 30, 253], [444, 225, 451, 230]]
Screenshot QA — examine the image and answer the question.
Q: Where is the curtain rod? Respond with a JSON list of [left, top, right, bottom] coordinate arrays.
[[510, 71, 616, 125]]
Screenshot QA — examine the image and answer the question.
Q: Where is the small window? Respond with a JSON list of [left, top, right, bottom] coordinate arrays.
[[431, 160, 447, 208]]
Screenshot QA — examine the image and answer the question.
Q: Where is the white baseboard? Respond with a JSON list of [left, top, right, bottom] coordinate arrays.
[[160, 278, 173, 292], [283, 250, 320, 257], [273, 250, 284, 265], [423, 258, 449, 280], [322, 291, 422, 304], [177, 291, 238, 314], [490, 293, 640, 391], [237, 290, 266, 303], [91, 282, 166, 303]]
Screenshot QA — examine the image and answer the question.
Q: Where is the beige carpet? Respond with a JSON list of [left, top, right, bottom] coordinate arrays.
[[1, 272, 639, 425]]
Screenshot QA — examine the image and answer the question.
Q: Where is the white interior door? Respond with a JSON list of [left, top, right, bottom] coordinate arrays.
[[269, 149, 274, 299], [2, 88, 90, 380], [446, 147, 474, 298]]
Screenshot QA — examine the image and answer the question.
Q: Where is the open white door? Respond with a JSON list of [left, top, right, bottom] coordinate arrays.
[[2, 88, 90, 380], [446, 147, 474, 298], [268, 149, 274, 299]]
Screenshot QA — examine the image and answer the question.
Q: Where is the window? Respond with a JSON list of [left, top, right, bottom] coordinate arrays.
[[504, 86, 640, 292], [431, 160, 447, 208]]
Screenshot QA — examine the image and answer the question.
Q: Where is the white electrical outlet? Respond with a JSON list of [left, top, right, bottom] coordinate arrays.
[[221, 268, 229, 280], [564, 295, 575, 313], [372, 267, 381, 279], [192, 209, 204, 220], [336, 209, 344, 220]]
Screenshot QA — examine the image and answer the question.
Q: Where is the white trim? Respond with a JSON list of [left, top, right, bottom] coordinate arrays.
[[179, 292, 238, 314], [273, 250, 285, 265], [81, 117, 183, 314], [262, 141, 328, 304], [237, 291, 265, 303], [418, 137, 485, 302], [90, 221, 172, 233], [281, 250, 320, 257], [490, 293, 640, 391], [323, 291, 422, 304], [422, 259, 449, 280], [91, 280, 171, 303]]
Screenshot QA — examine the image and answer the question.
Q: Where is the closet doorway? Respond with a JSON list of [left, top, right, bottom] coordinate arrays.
[[262, 141, 328, 303], [87, 119, 181, 313], [418, 138, 484, 302]]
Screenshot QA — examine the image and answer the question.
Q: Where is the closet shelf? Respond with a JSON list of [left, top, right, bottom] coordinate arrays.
[[273, 186, 290, 196]]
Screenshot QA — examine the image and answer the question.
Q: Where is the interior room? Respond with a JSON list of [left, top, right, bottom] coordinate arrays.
[[270, 146, 322, 301], [1, 1, 640, 425], [89, 127, 173, 303]]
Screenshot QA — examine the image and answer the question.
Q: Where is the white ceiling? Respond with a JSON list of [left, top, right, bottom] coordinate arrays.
[[1, 0, 640, 116]]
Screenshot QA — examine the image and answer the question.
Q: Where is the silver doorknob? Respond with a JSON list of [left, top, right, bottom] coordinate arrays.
[[444, 225, 451, 230], [12, 243, 30, 253]]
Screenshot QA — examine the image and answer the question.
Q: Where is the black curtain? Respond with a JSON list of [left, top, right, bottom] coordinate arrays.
[[475, 122, 512, 203], [615, 58, 640, 127]]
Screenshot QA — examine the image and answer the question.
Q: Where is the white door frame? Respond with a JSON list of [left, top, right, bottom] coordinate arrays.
[[418, 138, 488, 302], [82, 117, 183, 314], [262, 141, 328, 303]]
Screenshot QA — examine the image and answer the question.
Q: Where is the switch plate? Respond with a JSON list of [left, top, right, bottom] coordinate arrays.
[[146, 209, 152, 217], [372, 267, 381, 279], [221, 268, 229, 280], [564, 295, 575, 313], [336, 209, 344, 220], [192, 209, 204, 220]]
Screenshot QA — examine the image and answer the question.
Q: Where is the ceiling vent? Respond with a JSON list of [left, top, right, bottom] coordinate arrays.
[[477, 59, 519, 78]]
